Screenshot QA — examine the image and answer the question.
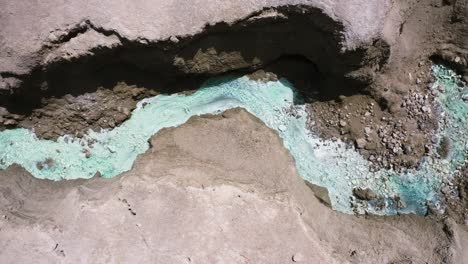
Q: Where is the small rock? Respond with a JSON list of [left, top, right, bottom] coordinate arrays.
[[454, 56, 461, 63], [0, 107, 8, 116], [36, 162, 44, 170], [462, 94, 468, 102], [355, 138, 367, 149], [107, 146, 116, 153], [339, 120, 347, 127], [36, 158, 55, 170], [364, 127, 372, 135], [403, 145, 412, 154], [421, 106, 431, 113], [84, 149, 92, 159], [170, 36, 179, 43], [353, 187, 378, 201], [441, 186, 451, 195], [425, 144, 432, 153], [394, 196, 406, 209], [138, 38, 149, 44], [278, 125, 286, 132], [292, 253, 305, 262], [3, 119, 17, 126], [438, 136, 452, 158]]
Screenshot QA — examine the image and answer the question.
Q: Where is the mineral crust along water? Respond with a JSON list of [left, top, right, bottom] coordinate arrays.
[[0, 66, 466, 215]]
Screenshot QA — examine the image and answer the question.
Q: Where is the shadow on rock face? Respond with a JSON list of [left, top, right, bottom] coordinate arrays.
[[0, 5, 389, 116]]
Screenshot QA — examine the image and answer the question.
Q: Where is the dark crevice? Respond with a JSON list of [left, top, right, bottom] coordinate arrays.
[[49, 21, 90, 45], [0, 5, 390, 138], [0, 72, 27, 79], [261, 54, 369, 102], [430, 54, 466, 76]]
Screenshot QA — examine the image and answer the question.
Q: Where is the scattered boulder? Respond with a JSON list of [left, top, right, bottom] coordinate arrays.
[[36, 158, 55, 170], [353, 187, 378, 201], [355, 138, 367, 149], [462, 93, 468, 101], [437, 136, 452, 159]]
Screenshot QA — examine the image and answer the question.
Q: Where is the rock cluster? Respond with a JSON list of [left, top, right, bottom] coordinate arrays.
[[440, 165, 468, 224], [307, 91, 436, 172], [402, 89, 433, 119], [369, 88, 438, 171]]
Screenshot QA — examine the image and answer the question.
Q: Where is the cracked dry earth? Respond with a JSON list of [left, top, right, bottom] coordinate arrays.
[[0, 109, 465, 263]]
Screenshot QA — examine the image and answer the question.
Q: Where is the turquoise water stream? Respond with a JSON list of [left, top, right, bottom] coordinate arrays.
[[0, 66, 466, 215]]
